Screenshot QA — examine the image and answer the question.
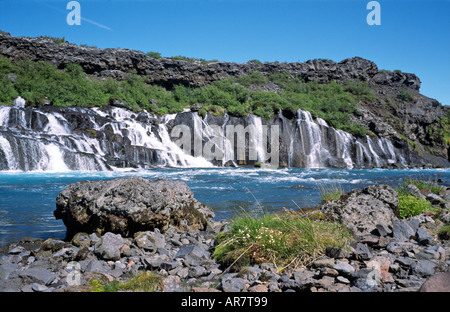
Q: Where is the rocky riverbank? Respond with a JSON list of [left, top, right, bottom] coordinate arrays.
[[1, 177, 449, 292]]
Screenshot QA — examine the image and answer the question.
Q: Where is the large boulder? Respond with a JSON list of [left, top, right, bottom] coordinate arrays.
[[54, 177, 215, 240], [319, 185, 399, 236]]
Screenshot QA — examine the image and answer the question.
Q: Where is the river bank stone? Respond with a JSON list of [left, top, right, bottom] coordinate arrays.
[[54, 177, 215, 240], [320, 185, 399, 236]]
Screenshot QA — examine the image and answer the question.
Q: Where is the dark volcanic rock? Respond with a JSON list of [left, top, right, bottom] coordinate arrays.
[[320, 185, 399, 236], [54, 177, 215, 240]]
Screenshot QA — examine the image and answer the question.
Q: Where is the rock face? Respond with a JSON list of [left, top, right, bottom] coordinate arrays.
[[320, 185, 399, 236], [54, 177, 215, 240], [0, 34, 400, 89]]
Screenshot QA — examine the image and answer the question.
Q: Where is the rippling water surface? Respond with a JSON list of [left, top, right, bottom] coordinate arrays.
[[1, 168, 449, 246]]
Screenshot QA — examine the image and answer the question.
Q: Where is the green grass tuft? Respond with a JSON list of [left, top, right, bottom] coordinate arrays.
[[213, 210, 353, 271]]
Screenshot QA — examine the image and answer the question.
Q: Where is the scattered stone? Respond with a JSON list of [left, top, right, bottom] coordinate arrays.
[[353, 243, 373, 260], [222, 277, 248, 292], [393, 220, 418, 242], [94, 232, 125, 261], [19, 268, 56, 285], [333, 261, 355, 275], [374, 223, 392, 237], [134, 230, 165, 250], [415, 227, 434, 245], [410, 260, 437, 277], [71, 232, 91, 248], [31, 283, 49, 292]]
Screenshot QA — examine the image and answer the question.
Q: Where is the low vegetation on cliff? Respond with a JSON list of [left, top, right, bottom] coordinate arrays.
[[0, 55, 370, 136]]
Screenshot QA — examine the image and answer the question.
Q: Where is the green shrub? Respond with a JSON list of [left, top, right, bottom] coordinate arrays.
[[146, 51, 162, 59], [397, 89, 413, 102], [247, 59, 263, 65], [398, 195, 432, 219], [236, 71, 268, 87]]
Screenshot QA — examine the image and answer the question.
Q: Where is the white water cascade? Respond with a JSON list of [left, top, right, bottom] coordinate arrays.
[[0, 99, 410, 171]]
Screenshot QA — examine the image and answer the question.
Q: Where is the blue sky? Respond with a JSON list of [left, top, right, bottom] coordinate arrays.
[[1, 0, 449, 105]]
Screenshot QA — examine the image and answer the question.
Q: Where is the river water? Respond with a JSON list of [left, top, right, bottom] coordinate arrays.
[[0, 168, 449, 247]]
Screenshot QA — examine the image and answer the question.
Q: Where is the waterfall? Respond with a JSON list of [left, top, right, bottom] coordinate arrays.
[[335, 130, 354, 169], [248, 114, 266, 163], [0, 99, 411, 171], [295, 109, 328, 168], [278, 110, 294, 167], [0, 107, 11, 128], [366, 136, 382, 167]]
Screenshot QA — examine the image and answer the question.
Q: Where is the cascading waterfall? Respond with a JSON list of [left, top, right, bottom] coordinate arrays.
[[278, 110, 294, 167], [0, 98, 410, 171], [295, 110, 329, 168]]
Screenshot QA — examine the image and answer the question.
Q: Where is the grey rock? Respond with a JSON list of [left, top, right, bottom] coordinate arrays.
[[405, 184, 426, 199], [395, 257, 414, 267], [336, 276, 351, 284], [320, 185, 399, 236], [176, 267, 189, 279], [351, 278, 379, 292], [393, 220, 418, 242], [396, 278, 426, 288], [333, 261, 355, 275], [84, 259, 111, 274], [410, 260, 437, 277], [19, 268, 56, 285], [9, 246, 25, 255], [31, 283, 49, 292], [174, 245, 208, 260], [188, 266, 207, 278], [353, 243, 373, 260], [292, 270, 315, 282], [55, 177, 215, 239], [386, 242, 417, 253], [325, 246, 350, 259], [440, 209, 450, 224], [425, 193, 445, 205], [278, 274, 291, 283], [312, 257, 335, 269], [94, 232, 125, 261], [375, 223, 392, 237], [222, 277, 248, 292], [421, 246, 445, 261], [134, 230, 165, 250], [160, 261, 182, 271], [0, 263, 20, 281], [415, 227, 434, 245], [71, 232, 91, 248], [162, 275, 185, 292]]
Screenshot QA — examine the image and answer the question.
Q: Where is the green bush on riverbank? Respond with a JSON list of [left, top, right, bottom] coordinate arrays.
[[0, 55, 370, 136]]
